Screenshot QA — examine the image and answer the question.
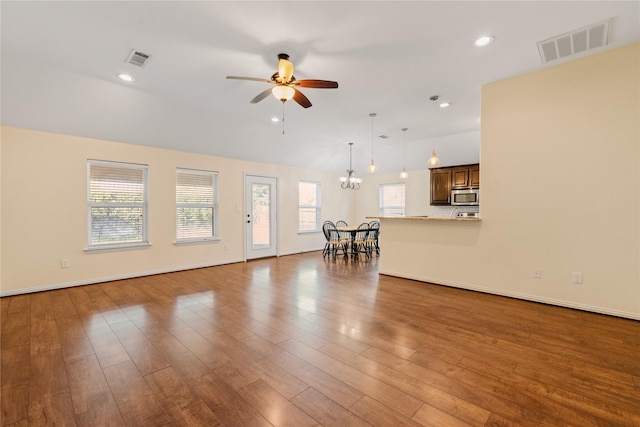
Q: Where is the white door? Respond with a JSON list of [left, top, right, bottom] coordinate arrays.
[[245, 175, 278, 260]]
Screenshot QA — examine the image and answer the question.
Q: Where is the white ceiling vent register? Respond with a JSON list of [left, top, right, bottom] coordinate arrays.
[[126, 49, 151, 67], [537, 18, 612, 63]]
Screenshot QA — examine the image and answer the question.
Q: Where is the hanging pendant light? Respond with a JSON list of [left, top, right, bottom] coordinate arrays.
[[400, 127, 409, 179], [368, 113, 378, 173], [427, 149, 441, 167], [340, 143, 362, 190]]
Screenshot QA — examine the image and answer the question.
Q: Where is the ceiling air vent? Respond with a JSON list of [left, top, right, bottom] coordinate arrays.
[[537, 18, 611, 63], [126, 49, 151, 67]]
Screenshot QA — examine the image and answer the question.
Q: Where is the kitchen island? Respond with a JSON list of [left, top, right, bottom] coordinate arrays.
[[368, 216, 481, 222], [368, 215, 486, 297]]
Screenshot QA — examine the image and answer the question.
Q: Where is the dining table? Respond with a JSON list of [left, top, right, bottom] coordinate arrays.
[[336, 224, 371, 258]]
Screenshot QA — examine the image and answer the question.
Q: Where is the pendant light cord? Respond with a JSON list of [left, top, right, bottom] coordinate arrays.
[[370, 113, 375, 162], [402, 127, 407, 167]]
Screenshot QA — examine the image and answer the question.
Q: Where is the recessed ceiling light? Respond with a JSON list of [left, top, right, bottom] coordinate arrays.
[[439, 102, 451, 108], [117, 73, 135, 82], [474, 36, 494, 47], [271, 117, 280, 122]]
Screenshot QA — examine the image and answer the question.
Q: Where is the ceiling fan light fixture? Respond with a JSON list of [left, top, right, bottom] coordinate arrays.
[[227, 53, 337, 109], [277, 54, 294, 83], [272, 85, 295, 102]]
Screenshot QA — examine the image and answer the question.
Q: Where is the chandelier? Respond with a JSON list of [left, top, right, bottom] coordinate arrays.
[[339, 143, 362, 190]]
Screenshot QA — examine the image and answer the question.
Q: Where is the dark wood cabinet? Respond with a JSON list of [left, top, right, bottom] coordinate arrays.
[[451, 165, 480, 189], [469, 165, 480, 188], [451, 167, 470, 189], [430, 164, 479, 205], [430, 169, 452, 205]]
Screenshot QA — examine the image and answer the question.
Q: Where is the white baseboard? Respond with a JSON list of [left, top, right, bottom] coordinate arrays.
[[0, 258, 245, 297], [379, 269, 640, 321], [278, 247, 324, 257]]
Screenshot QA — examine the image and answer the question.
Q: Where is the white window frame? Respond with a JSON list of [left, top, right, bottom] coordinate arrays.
[[176, 168, 219, 244], [87, 160, 149, 251], [379, 183, 406, 217], [298, 181, 322, 233]]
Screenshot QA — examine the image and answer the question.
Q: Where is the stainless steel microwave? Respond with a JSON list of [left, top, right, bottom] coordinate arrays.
[[451, 188, 479, 205]]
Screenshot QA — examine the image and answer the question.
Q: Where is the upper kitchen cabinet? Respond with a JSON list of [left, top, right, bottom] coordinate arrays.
[[430, 164, 480, 205], [430, 169, 452, 205], [451, 164, 480, 189]]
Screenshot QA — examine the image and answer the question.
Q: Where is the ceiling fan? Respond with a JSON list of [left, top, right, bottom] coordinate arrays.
[[226, 53, 338, 108]]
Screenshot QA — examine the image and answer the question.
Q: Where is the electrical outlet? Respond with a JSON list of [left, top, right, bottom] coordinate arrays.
[[532, 268, 541, 279], [572, 272, 583, 284], [224, 244, 230, 251], [61, 258, 70, 268]]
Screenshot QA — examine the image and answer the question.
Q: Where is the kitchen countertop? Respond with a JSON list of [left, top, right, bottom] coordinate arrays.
[[367, 216, 481, 222]]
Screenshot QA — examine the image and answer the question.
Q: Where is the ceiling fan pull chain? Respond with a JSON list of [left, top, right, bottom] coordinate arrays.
[[282, 102, 286, 135]]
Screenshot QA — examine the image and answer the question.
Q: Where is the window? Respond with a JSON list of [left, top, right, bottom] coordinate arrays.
[[380, 183, 405, 217], [88, 160, 148, 249], [299, 181, 321, 232], [176, 168, 218, 242]]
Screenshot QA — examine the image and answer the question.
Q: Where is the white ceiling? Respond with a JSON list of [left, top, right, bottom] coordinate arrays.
[[2, 1, 638, 174]]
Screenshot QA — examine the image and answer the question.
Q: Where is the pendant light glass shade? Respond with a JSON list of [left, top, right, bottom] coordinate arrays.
[[272, 85, 295, 102], [277, 57, 294, 82], [368, 113, 377, 173], [427, 149, 441, 167], [368, 160, 378, 173]]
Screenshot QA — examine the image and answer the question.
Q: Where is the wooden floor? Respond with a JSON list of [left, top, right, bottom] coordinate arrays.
[[1, 252, 639, 426]]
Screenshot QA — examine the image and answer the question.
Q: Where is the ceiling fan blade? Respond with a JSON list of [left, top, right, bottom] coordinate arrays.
[[293, 88, 312, 108], [250, 88, 273, 104], [227, 76, 272, 83], [296, 79, 339, 89]]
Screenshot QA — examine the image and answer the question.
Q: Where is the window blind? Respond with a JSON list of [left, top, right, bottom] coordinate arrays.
[[298, 181, 321, 232], [380, 183, 405, 217], [88, 160, 148, 247], [176, 169, 217, 241]]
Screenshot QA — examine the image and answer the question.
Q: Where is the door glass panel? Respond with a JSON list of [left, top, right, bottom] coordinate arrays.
[[252, 183, 270, 249]]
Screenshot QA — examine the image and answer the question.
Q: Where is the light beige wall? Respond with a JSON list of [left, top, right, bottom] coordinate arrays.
[[0, 134, 2, 288], [0, 126, 351, 294], [380, 43, 640, 319]]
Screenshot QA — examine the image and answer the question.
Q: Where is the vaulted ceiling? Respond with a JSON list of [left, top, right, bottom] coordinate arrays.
[[2, 1, 638, 173]]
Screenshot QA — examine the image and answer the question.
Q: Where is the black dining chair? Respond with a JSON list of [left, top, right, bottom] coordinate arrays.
[[335, 220, 350, 245], [322, 222, 347, 260], [351, 222, 370, 259], [366, 221, 380, 256]]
